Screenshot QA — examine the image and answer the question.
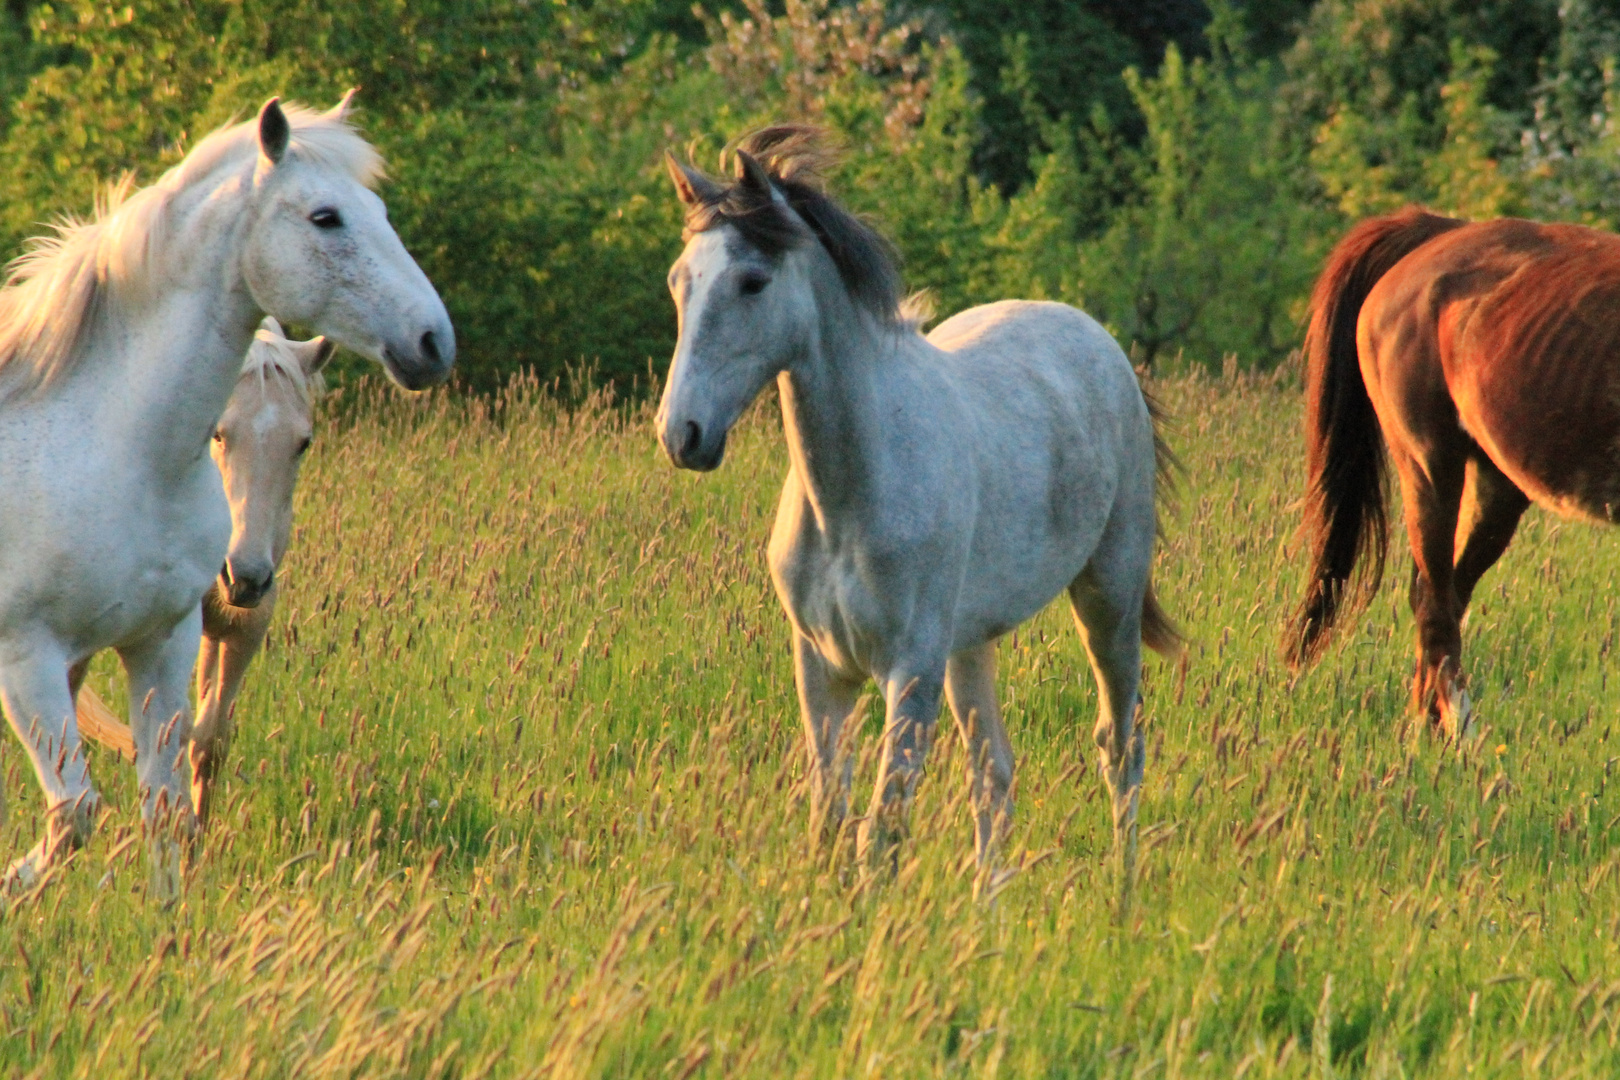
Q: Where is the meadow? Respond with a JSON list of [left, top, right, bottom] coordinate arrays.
[[3, 368, 1620, 1078]]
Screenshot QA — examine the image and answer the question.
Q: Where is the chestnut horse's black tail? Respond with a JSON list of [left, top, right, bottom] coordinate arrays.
[[1285, 206, 1466, 669]]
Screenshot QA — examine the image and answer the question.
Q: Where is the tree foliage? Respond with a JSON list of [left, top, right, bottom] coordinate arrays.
[[5, 0, 1620, 387]]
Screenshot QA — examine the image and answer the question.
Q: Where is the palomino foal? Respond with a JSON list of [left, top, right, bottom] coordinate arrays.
[[78, 319, 332, 823], [658, 127, 1179, 900], [0, 95, 453, 894]]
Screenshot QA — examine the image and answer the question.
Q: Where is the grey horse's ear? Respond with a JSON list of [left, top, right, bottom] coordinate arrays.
[[301, 336, 336, 375], [734, 150, 785, 204], [258, 315, 285, 337], [328, 88, 358, 121], [258, 98, 290, 164], [666, 152, 722, 208]]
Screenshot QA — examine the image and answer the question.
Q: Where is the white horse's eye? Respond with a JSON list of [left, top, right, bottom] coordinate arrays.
[[211, 428, 224, 443], [739, 273, 770, 297], [296, 436, 312, 456], [310, 208, 343, 230]]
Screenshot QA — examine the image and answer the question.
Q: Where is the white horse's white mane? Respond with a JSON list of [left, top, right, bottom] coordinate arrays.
[[243, 318, 326, 410], [0, 101, 382, 399]]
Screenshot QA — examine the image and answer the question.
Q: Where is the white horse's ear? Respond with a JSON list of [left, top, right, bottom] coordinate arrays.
[[301, 336, 336, 375], [734, 150, 785, 205], [258, 315, 285, 337], [666, 152, 722, 208], [258, 98, 290, 164], [329, 88, 358, 121]]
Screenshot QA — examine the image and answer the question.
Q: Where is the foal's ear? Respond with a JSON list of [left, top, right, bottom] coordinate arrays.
[[665, 152, 721, 208], [258, 98, 290, 165], [328, 88, 358, 121], [300, 336, 336, 376]]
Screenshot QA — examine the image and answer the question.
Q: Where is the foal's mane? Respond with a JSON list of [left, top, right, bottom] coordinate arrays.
[[680, 125, 907, 325], [243, 318, 326, 411], [0, 102, 383, 401]]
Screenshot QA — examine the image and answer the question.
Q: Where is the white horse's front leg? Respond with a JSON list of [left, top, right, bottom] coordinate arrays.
[[857, 659, 946, 869], [793, 633, 865, 846], [0, 647, 101, 890], [119, 610, 202, 903]]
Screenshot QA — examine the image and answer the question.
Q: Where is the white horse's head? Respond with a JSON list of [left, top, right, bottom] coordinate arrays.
[[242, 96, 454, 391], [656, 127, 902, 471], [212, 317, 331, 607]]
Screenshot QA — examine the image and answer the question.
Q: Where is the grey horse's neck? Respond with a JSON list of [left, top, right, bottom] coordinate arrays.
[[776, 263, 908, 526], [105, 201, 261, 478]]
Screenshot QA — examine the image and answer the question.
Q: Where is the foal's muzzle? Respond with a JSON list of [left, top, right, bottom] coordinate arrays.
[[221, 559, 273, 608]]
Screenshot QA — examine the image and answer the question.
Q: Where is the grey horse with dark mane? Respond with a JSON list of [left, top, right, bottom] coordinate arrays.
[[656, 125, 1180, 903]]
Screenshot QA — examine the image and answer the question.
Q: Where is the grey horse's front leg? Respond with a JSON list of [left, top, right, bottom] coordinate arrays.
[[119, 610, 203, 903], [0, 648, 101, 891], [793, 633, 865, 846], [857, 662, 946, 869]]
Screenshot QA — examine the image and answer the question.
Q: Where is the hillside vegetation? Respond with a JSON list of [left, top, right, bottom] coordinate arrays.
[[4, 0, 1620, 389], [4, 376, 1620, 1077]]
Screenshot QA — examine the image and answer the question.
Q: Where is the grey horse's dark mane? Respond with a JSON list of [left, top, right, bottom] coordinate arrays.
[[680, 125, 904, 323]]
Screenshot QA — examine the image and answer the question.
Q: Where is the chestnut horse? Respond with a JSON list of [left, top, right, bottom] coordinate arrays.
[[1286, 205, 1620, 735]]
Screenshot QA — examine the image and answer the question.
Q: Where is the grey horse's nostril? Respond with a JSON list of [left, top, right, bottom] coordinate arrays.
[[682, 421, 702, 459], [420, 330, 440, 365]]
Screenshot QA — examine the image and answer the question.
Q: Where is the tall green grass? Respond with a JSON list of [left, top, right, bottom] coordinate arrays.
[[4, 372, 1619, 1077]]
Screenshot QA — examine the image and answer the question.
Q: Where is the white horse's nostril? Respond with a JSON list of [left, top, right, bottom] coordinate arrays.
[[682, 421, 703, 459], [420, 330, 440, 365]]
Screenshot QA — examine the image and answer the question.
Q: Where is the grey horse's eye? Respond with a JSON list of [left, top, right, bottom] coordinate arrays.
[[739, 273, 770, 296], [211, 427, 223, 443], [310, 207, 343, 230], [296, 436, 312, 456]]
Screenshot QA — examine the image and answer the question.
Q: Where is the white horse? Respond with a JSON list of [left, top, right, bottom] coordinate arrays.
[[0, 95, 454, 892], [76, 318, 333, 825], [658, 126, 1179, 897]]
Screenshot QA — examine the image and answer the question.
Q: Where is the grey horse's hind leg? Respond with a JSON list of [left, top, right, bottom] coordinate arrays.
[[793, 633, 865, 846], [1069, 549, 1149, 919], [944, 641, 1014, 882]]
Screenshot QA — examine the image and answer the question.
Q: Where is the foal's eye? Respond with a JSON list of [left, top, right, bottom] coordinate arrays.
[[309, 208, 343, 230], [739, 273, 770, 297]]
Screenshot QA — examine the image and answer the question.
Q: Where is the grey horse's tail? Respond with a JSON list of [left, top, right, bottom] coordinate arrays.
[[1141, 387, 1184, 659]]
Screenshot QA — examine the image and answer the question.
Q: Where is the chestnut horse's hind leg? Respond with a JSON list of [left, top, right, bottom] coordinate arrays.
[[1452, 451, 1530, 613], [1391, 439, 1473, 738]]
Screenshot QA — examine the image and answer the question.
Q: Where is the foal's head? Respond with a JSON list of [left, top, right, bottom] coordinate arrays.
[[212, 318, 332, 608], [658, 125, 903, 470]]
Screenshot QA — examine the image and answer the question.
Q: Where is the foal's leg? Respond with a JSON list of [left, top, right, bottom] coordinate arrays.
[[857, 659, 947, 868], [944, 642, 1014, 870], [793, 633, 864, 844], [191, 585, 273, 823], [1069, 557, 1147, 916], [1452, 452, 1530, 613], [119, 610, 202, 901], [0, 650, 100, 889]]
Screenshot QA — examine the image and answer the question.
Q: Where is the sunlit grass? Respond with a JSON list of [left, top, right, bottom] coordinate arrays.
[[4, 371, 1620, 1077]]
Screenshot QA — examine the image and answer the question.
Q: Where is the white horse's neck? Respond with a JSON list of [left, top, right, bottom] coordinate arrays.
[[777, 263, 916, 527], [87, 175, 262, 476]]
